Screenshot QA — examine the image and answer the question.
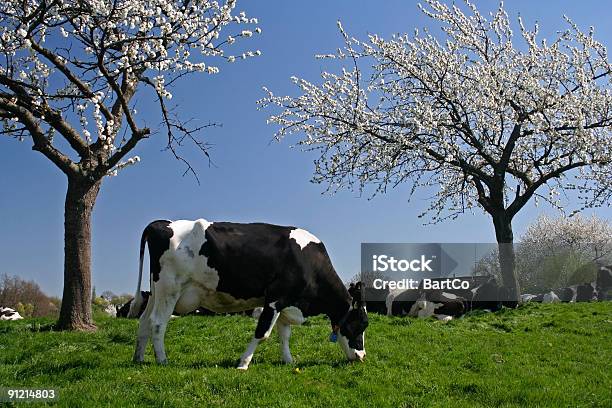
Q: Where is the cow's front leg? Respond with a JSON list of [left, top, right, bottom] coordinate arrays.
[[237, 302, 280, 370], [277, 321, 293, 364]]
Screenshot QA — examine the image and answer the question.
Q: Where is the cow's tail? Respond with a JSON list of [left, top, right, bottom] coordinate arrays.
[[127, 227, 148, 318]]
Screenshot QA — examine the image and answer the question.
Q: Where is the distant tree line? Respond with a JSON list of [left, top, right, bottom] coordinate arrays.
[[0, 274, 60, 317], [0, 275, 133, 318]]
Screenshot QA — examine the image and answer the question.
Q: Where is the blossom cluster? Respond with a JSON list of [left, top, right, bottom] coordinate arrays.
[[107, 155, 141, 176]]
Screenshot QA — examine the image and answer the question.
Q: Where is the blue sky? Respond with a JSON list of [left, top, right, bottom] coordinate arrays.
[[0, 0, 610, 297]]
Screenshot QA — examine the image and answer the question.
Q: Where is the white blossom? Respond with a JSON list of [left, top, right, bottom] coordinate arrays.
[[107, 155, 142, 176]]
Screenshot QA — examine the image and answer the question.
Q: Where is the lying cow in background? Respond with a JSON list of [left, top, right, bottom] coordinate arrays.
[[387, 275, 505, 317], [597, 265, 612, 300], [520, 294, 539, 303], [387, 275, 520, 319], [129, 219, 368, 369], [523, 280, 602, 304], [468, 275, 519, 312], [576, 282, 598, 302], [0, 307, 23, 321], [408, 291, 466, 321], [521, 265, 612, 304], [555, 286, 577, 302], [389, 288, 421, 316], [555, 283, 597, 302], [543, 291, 561, 303]]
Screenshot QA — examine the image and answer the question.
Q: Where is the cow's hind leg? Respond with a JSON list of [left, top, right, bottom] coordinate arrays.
[[237, 302, 280, 370], [150, 292, 179, 365], [133, 301, 154, 363]]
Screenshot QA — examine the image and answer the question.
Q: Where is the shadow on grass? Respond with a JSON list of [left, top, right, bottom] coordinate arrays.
[[0, 322, 57, 334], [183, 358, 240, 369], [16, 358, 101, 380], [107, 332, 133, 344], [145, 357, 353, 370], [123, 358, 240, 369]]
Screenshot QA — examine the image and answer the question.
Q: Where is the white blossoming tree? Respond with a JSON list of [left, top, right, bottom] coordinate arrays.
[[261, 0, 612, 300], [0, 0, 261, 330], [516, 214, 612, 291]]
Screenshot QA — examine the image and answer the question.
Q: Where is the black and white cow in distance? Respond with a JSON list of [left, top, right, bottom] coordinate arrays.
[[0, 307, 23, 321], [129, 219, 368, 369], [388, 275, 507, 317], [407, 291, 466, 321], [522, 279, 603, 304], [117, 292, 151, 318], [597, 265, 612, 300]]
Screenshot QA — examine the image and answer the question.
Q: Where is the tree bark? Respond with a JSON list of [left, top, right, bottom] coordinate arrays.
[[56, 176, 102, 331], [492, 210, 520, 303]]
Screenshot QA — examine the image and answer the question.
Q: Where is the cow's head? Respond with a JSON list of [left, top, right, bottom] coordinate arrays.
[[338, 282, 369, 361]]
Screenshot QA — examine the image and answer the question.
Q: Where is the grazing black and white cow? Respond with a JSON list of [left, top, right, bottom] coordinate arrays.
[[129, 219, 368, 369], [0, 307, 23, 321]]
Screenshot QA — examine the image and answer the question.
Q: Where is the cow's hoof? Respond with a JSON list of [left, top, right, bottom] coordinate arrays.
[[157, 359, 168, 365], [236, 363, 249, 370]]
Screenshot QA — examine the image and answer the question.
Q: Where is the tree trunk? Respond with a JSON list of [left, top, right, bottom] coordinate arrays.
[[492, 210, 520, 304], [56, 176, 102, 331]]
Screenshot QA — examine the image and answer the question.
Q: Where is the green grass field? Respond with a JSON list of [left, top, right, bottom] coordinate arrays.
[[0, 303, 610, 407]]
